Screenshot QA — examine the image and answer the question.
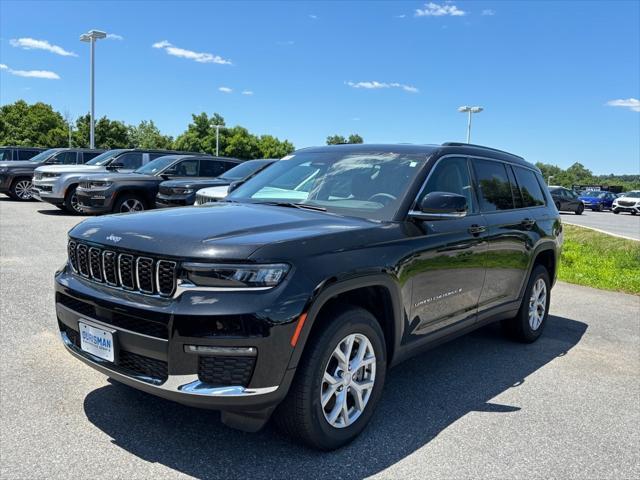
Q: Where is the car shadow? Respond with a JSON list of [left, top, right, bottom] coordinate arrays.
[[83, 315, 586, 479]]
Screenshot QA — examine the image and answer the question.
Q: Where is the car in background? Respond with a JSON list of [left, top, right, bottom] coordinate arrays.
[[548, 186, 584, 214], [0, 148, 104, 200], [0, 146, 47, 162], [612, 191, 640, 215], [76, 155, 242, 214], [577, 190, 616, 211], [32, 148, 199, 214], [159, 158, 275, 208]]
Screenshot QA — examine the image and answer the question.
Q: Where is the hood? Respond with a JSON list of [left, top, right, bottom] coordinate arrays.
[[69, 202, 387, 260], [160, 178, 230, 189], [79, 172, 158, 182], [36, 165, 106, 174], [0, 161, 40, 170]]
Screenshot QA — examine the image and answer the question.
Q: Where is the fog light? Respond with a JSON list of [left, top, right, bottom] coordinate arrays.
[[184, 345, 257, 356]]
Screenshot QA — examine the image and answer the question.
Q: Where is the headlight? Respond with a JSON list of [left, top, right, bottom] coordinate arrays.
[[88, 181, 112, 190], [42, 172, 61, 178], [182, 263, 290, 289], [172, 188, 194, 195], [0, 168, 8, 174]]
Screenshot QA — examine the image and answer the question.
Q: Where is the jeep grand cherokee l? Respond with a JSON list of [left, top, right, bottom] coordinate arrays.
[[55, 143, 561, 449], [76, 155, 242, 214], [33, 149, 200, 214], [0, 148, 103, 200]]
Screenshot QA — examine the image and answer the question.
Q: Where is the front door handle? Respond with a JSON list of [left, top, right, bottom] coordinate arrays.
[[521, 218, 536, 229], [468, 224, 486, 236]]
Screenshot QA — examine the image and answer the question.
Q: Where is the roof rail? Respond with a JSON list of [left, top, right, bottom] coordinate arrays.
[[441, 142, 524, 160]]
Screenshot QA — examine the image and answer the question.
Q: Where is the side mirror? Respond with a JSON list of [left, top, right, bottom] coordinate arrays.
[[106, 162, 124, 171], [46, 158, 62, 165], [410, 192, 468, 220]]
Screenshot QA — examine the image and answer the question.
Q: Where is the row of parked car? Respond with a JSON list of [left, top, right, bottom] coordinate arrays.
[[0, 146, 279, 214], [548, 185, 639, 215]]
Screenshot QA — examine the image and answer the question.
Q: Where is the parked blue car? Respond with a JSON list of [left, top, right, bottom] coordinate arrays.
[[577, 191, 616, 211]]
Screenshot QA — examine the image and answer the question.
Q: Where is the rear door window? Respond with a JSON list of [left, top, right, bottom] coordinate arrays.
[[17, 149, 37, 160], [169, 159, 199, 176], [513, 167, 546, 207], [51, 151, 78, 165], [116, 152, 143, 169], [472, 159, 515, 211]]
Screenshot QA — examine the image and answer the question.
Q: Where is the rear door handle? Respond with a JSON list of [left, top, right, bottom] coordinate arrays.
[[521, 218, 536, 229], [468, 224, 486, 236]]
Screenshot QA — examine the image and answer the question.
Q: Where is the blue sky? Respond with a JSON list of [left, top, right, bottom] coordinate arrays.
[[0, 1, 638, 174]]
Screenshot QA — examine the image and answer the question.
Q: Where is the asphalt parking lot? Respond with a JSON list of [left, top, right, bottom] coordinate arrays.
[[561, 209, 640, 240], [1, 198, 639, 480]]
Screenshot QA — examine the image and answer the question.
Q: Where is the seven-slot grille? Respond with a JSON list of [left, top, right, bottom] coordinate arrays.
[[195, 193, 215, 205], [67, 239, 177, 296]]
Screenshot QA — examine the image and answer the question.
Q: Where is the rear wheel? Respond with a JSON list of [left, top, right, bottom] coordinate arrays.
[[9, 177, 33, 201], [593, 204, 603, 212], [64, 185, 84, 215], [502, 264, 550, 343], [275, 305, 387, 450], [575, 204, 584, 215], [613, 209, 620, 214], [114, 194, 145, 214]]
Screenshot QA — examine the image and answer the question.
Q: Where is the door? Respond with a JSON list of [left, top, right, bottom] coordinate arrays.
[[473, 159, 532, 309], [407, 156, 488, 337]]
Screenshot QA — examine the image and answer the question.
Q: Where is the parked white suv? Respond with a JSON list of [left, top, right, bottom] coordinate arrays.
[[612, 191, 640, 215]]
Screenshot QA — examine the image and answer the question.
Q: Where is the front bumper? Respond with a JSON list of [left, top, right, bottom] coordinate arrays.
[[76, 188, 114, 214], [613, 203, 640, 213], [55, 268, 299, 413], [32, 177, 65, 202]]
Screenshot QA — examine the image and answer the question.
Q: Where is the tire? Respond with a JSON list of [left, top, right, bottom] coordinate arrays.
[[575, 204, 584, 215], [274, 305, 387, 450], [113, 194, 145, 214], [8, 177, 34, 201], [502, 264, 550, 343], [632, 211, 637, 216], [64, 185, 84, 215], [554, 201, 561, 212], [613, 209, 619, 215], [593, 204, 603, 212]]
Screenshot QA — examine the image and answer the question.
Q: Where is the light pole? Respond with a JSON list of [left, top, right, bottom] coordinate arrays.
[[213, 124, 226, 156], [80, 30, 107, 149], [457, 105, 483, 144], [548, 175, 554, 186]]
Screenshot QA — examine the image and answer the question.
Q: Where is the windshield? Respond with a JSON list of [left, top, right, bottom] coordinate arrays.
[[86, 149, 126, 166], [623, 191, 640, 198], [227, 151, 428, 221], [28, 148, 59, 163], [219, 160, 272, 180], [134, 155, 177, 175]]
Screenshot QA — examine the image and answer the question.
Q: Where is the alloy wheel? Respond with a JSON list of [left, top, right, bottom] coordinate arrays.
[[14, 180, 33, 200], [320, 333, 376, 429], [528, 278, 547, 331], [119, 198, 144, 213], [70, 193, 83, 213]]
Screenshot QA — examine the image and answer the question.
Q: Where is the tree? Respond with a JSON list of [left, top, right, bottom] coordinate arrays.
[[173, 112, 225, 153], [224, 126, 261, 159], [128, 120, 173, 149], [326, 133, 364, 145], [257, 135, 295, 158], [72, 114, 131, 149], [0, 100, 68, 147]]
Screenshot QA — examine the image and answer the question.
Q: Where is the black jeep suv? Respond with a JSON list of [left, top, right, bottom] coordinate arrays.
[[76, 155, 242, 214], [55, 143, 562, 449]]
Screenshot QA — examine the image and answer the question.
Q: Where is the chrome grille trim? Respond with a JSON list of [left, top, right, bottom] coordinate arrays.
[[102, 251, 118, 285], [76, 244, 90, 277], [136, 257, 155, 294], [68, 240, 78, 273], [156, 260, 177, 297], [88, 247, 103, 282], [118, 254, 135, 290]]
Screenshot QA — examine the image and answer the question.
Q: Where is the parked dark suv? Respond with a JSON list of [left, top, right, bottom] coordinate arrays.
[[55, 143, 561, 449], [549, 186, 584, 214], [76, 155, 242, 214], [0, 148, 104, 200], [0, 146, 47, 161]]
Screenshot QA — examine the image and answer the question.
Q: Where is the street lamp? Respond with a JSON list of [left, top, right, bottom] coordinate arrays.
[[213, 124, 227, 156], [80, 29, 107, 149], [457, 105, 483, 144]]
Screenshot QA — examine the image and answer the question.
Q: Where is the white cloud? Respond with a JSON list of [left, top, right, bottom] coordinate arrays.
[[395, 14, 407, 18], [415, 2, 466, 17], [277, 40, 295, 46], [106, 33, 124, 40], [309, 14, 318, 19], [346, 80, 419, 93], [241, 90, 254, 95], [606, 98, 640, 112], [9, 37, 77, 57], [218, 86, 233, 93], [0, 63, 60, 79], [153, 40, 232, 65], [482, 9, 495, 16]]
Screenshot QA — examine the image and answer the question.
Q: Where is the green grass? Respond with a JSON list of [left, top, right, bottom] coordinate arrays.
[[559, 224, 640, 295]]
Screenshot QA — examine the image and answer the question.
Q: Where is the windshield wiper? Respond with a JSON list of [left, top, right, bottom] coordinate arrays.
[[258, 201, 327, 212]]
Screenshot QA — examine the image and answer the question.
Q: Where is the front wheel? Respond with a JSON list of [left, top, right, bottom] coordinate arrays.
[[114, 195, 145, 214], [9, 177, 33, 201], [502, 264, 550, 343], [274, 306, 387, 450], [64, 185, 84, 215], [612, 209, 620, 214], [575, 204, 584, 215]]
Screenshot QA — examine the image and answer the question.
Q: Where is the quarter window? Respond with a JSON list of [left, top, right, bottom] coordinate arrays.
[[513, 167, 546, 207], [420, 157, 475, 212], [52, 151, 78, 165], [473, 160, 514, 211]]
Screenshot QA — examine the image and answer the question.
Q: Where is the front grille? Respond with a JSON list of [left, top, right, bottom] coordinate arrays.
[[36, 185, 52, 192], [57, 293, 169, 339], [195, 194, 215, 205], [79, 181, 91, 189], [60, 323, 168, 383], [619, 200, 636, 207], [198, 356, 256, 387], [158, 186, 173, 196], [68, 240, 178, 297]]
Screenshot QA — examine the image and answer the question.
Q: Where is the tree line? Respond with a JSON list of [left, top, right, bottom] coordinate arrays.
[[535, 161, 639, 191], [0, 100, 367, 159]]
